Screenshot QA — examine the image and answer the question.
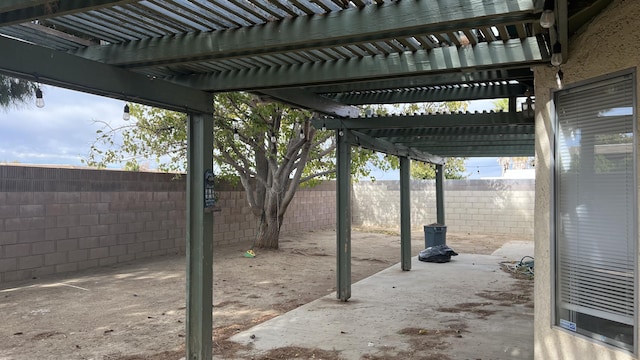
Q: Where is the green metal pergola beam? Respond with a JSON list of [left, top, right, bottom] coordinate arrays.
[[558, 0, 568, 65], [336, 130, 351, 302], [346, 130, 444, 165], [186, 113, 214, 360], [258, 89, 359, 118], [568, 0, 611, 35], [399, 156, 411, 271], [0, 35, 212, 114], [72, 0, 538, 68], [323, 83, 529, 105], [315, 112, 533, 130], [169, 38, 547, 91], [436, 164, 445, 225], [398, 139, 534, 148], [363, 124, 535, 138], [383, 133, 535, 143], [307, 68, 534, 94], [0, 0, 135, 26], [411, 145, 535, 157], [0, 0, 51, 12]]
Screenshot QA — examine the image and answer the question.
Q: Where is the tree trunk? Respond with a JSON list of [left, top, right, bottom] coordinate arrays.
[[254, 213, 282, 249]]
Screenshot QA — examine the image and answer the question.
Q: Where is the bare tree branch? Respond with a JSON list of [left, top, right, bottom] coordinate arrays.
[[300, 169, 336, 183]]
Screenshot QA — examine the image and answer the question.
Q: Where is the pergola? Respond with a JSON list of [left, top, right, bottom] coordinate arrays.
[[0, 0, 608, 358]]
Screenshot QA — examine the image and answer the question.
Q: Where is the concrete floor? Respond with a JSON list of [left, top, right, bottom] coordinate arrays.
[[229, 242, 535, 360]]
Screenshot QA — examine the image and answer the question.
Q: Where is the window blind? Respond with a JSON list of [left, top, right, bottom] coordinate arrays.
[[555, 73, 636, 350]]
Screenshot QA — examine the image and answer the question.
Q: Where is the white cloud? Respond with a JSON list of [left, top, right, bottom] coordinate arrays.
[[0, 86, 125, 166]]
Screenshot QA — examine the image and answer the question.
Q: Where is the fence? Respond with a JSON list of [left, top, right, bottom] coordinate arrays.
[[0, 165, 335, 283], [0, 165, 534, 283], [352, 179, 535, 236]]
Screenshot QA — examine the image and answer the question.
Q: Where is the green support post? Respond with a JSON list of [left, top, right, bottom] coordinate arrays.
[[336, 129, 351, 301], [186, 112, 214, 360], [400, 156, 412, 271], [436, 163, 445, 225], [509, 96, 517, 113]]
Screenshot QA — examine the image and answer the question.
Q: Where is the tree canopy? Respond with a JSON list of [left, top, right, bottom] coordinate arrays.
[[0, 75, 37, 109], [85, 94, 468, 247]]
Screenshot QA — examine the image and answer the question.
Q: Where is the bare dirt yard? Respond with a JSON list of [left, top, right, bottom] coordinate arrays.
[[0, 229, 532, 360]]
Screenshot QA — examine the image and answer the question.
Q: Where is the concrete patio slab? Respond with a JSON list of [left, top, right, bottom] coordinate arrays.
[[491, 241, 535, 262], [230, 252, 534, 360]]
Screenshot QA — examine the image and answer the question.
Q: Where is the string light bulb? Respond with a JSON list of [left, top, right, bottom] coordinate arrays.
[[233, 128, 239, 140], [35, 88, 44, 108], [321, 123, 326, 131], [540, 0, 555, 28], [122, 104, 130, 120], [551, 41, 562, 66], [270, 133, 277, 143], [299, 128, 304, 139]]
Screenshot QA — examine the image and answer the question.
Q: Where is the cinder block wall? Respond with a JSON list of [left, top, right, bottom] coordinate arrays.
[[0, 165, 532, 283], [352, 179, 535, 238], [0, 166, 187, 283], [0, 166, 336, 283], [212, 181, 336, 246]]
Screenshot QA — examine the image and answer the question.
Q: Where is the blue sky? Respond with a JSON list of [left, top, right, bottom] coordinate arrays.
[[0, 85, 504, 179]]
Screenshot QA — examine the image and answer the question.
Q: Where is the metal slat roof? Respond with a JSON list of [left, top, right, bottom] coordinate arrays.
[[0, 0, 611, 159]]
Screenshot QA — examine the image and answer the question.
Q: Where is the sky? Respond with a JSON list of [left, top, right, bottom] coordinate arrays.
[[0, 85, 126, 167], [0, 85, 506, 179]]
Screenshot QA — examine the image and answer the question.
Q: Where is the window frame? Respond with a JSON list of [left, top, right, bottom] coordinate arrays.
[[551, 68, 638, 354]]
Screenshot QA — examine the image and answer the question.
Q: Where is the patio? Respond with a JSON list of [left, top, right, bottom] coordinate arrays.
[[0, 230, 533, 360]]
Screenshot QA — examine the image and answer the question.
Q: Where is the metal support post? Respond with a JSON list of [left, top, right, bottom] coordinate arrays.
[[186, 112, 214, 360], [400, 156, 412, 271], [509, 96, 517, 113], [336, 129, 351, 301], [436, 163, 445, 225]]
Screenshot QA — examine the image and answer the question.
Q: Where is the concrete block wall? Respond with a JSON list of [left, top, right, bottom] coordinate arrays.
[[211, 182, 336, 246], [352, 179, 535, 239], [0, 165, 336, 283], [0, 164, 533, 283], [0, 165, 187, 283]]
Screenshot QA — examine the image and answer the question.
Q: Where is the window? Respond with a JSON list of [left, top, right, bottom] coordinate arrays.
[[554, 71, 637, 352]]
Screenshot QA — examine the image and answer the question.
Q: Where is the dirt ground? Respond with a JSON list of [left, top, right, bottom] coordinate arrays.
[[0, 229, 532, 360]]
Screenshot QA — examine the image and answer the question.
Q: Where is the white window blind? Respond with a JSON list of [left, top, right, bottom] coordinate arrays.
[[555, 72, 636, 351]]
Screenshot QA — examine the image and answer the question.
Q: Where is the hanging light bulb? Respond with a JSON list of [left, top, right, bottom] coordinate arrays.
[[233, 128, 239, 140], [551, 41, 562, 66], [299, 128, 304, 139], [338, 130, 344, 137], [35, 87, 44, 108], [270, 133, 277, 143], [321, 122, 327, 131], [540, 0, 555, 28], [122, 104, 130, 120]]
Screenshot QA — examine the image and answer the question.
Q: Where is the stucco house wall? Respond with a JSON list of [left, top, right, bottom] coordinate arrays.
[[534, 1, 640, 359]]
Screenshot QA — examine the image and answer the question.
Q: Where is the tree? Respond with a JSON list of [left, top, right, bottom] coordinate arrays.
[[86, 94, 468, 248], [0, 75, 38, 109], [411, 158, 467, 180], [85, 92, 384, 248]]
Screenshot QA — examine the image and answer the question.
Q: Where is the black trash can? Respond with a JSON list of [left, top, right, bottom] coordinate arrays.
[[424, 223, 447, 248]]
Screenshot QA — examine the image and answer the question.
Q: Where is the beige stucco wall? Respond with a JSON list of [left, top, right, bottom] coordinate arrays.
[[534, 0, 640, 359]]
